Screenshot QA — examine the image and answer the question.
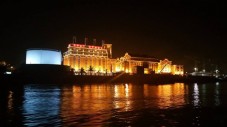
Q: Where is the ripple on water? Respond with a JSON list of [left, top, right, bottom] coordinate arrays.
[[1, 83, 227, 126]]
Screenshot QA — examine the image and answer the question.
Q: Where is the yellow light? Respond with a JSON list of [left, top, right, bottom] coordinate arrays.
[[116, 67, 120, 72], [144, 68, 149, 74], [74, 66, 78, 71], [125, 83, 129, 97], [125, 69, 129, 73]]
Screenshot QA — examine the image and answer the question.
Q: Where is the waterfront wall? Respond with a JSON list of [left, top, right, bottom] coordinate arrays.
[[0, 73, 223, 85]]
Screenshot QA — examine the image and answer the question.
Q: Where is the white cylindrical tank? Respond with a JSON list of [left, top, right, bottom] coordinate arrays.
[[26, 49, 62, 65]]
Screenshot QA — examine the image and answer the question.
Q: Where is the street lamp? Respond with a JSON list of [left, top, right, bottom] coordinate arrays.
[[194, 67, 198, 72]]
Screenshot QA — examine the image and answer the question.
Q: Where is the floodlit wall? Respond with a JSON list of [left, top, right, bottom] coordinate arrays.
[[26, 49, 62, 65], [63, 44, 113, 73]]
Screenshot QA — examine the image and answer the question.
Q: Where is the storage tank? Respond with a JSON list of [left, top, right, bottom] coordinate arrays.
[[26, 49, 62, 65]]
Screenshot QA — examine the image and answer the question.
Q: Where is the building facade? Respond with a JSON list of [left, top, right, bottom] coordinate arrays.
[[63, 43, 116, 74], [117, 53, 184, 75], [115, 53, 159, 74], [158, 59, 184, 75], [63, 41, 184, 75]]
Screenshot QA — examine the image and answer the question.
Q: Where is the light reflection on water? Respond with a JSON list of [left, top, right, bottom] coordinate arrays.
[[23, 85, 61, 127], [193, 83, 200, 107], [7, 91, 13, 110], [153, 83, 187, 109], [1, 82, 227, 126]]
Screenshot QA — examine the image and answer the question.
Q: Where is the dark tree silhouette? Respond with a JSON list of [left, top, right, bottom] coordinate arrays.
[[88, 66, 94, 75], [80, 68, 86, 75]]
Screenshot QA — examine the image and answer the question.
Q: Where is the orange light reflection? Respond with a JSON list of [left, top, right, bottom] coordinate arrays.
[[144, 83, 188, 109]]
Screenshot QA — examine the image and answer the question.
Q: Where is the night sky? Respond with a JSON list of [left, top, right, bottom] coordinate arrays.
[[0, 1, 226, 73]]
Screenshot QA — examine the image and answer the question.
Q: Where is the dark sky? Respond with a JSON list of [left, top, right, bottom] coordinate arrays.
[[0, 0, 227, 73]]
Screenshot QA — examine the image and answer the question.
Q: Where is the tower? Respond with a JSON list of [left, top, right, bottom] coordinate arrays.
[[102, 44, 112, 58]]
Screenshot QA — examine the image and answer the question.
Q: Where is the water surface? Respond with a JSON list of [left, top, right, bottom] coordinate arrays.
[[1, 82, 227, 126]]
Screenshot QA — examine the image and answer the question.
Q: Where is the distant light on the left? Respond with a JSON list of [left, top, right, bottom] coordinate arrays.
[[5, 72, 12, 74]]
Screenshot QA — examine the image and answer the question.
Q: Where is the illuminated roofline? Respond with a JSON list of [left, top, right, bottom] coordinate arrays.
[[68, 43, 103, 47], [126, 59, 159, 63], [27, 48, 61, 52], [68, 47, 107, 51], [63, 54, 108, 58]]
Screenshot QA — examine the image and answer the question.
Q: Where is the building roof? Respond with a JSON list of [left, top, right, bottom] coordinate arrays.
[[27, 48, 61, 52], [127, 53, 160, 62]]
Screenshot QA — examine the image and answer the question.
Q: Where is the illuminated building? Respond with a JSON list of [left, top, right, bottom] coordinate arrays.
[[158, 59, 184, 75], [117, 53, 184, 75], [158, 59, 172, 73], [63, 38, 184, 75], [116, 53, 159, 74], [18, 48, 72, 77], [26, 49, 62, 65], [63, 40, 116, 74], [171, 65, 184, 75]]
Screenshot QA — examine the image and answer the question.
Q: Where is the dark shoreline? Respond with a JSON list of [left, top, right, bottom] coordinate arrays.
[[0, 73, 225, 85]]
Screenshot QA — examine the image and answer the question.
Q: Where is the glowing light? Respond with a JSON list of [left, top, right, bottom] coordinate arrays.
[[114, 85, 119, 98], [215, 83, 220, 106], [5, 72, 12, 74], [74, 66, 79, 71], [94, 67, 99, 72], [144, 68, 149, 74], [26, 49, 62, 65], [125, 69, 129, 73], [125, 84, 129, 97], [193, 83, 200, 107], [194, 67, 198, 72], [216, 82, 219, 86], [116, 67, 120, 72]]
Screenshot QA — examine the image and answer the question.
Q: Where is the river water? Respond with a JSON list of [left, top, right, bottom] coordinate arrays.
[[1, 82, 227, 127]]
